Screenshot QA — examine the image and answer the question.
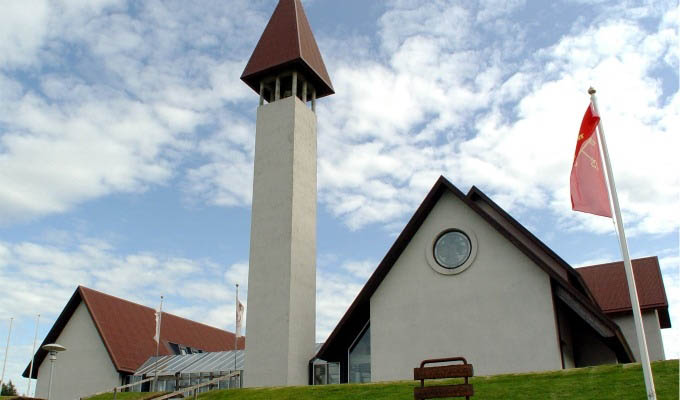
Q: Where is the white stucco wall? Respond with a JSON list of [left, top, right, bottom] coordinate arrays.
[[612, 310, 665, 362], [370, 191, 563, 381], [245, 95, 317, 387], [35, 302, 121, 400]]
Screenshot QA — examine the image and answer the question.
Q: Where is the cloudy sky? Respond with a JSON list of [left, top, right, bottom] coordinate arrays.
[[0, 0, 677, 392]]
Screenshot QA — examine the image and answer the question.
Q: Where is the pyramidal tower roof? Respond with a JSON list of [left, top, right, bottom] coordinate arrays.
[[241, 0, 334, 98]]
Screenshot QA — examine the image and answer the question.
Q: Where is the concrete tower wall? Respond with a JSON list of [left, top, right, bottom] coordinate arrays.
[[245, 95, 317, 387]]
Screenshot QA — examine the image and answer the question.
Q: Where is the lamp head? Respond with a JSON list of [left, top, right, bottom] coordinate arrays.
[[43, 343, 67, 360], [42, 343, 66, 352]]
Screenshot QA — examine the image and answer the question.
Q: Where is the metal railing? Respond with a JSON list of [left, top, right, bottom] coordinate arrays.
[[154, 371, 241, 400], [84, 376, 156, 399]]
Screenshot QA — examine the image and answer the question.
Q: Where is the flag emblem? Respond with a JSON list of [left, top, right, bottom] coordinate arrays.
[[570, 102, 612, 218]]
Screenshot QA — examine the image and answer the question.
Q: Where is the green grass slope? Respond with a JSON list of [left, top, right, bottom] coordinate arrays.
[[197, 360, 678, 400], [86, 393, 166, 400]]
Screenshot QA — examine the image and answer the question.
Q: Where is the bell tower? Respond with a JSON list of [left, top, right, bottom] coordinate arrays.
[[240, 0, 334, 387]]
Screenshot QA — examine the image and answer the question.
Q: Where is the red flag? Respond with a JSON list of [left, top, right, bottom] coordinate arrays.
[[570, 102, 612, 217]]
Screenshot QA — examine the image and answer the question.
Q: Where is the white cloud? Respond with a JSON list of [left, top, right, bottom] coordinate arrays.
[[0, 0, 50, 67], [0, 238, 242, 327], [316, 267, 366, 343], [0, 0, 264, 224], [314, 0, 678, 237], [341, 259, 377, 280], [477, 0, 526, 22]]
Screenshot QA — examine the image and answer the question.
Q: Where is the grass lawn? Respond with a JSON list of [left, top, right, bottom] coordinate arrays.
[[196, 360, 678, 400]]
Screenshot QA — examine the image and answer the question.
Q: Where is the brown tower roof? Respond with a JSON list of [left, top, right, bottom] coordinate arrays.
[[241, 0, 334, 98]]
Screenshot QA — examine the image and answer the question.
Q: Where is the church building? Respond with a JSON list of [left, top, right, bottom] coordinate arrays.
[[22, 0, 672, 396], [240, 0, 670, 387]]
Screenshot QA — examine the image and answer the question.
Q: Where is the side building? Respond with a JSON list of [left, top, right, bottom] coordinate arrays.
[[578, 257, 670, 362], [23, 286, 244, 400]]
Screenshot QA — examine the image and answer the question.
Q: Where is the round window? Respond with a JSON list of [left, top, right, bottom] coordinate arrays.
[[433, 231, 472, 269]]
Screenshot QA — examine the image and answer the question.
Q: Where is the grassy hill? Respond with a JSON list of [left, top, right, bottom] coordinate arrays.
[[89, 360, 679, 400]]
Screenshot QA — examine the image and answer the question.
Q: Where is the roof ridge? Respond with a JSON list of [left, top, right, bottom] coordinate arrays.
[[293, 0, 302, 60], [80, 286, 234, 334], [79, 285, 155, 312], [577, 256, 659, 269]]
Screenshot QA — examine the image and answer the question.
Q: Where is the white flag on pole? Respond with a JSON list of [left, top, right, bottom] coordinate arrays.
[[235, 300, 244, 338], [153, 298, 163, 344], [153, 311, 160, 343]]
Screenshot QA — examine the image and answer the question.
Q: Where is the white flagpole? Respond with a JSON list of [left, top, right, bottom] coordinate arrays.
[[26, 314, 40, 397], [589, 87, 656, 400], [153, 296, 163, 392], [234, 284, 239, 372], [0, 317, 13, 390]]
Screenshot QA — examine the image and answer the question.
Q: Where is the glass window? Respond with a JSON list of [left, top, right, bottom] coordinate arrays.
[[434, 231, 471, 269], [328, 362, 340, 384], [168, 342, 180, 355], [313, 364, 327, 385], [349, 325, 371, 383]]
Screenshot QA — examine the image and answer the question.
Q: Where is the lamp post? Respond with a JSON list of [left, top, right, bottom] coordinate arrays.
[[42, 344, 66, 400]]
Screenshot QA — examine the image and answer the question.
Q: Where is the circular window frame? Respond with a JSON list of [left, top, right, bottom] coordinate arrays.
[[425, 227, 478, 275]]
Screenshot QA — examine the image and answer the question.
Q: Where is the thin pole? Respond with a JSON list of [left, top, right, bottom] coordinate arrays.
[[154, 296, 164, 392], [234, 284, 239, 373], [589, 87, 656, 400], [26, 314, 40, 396], [0, 317, 13, 389], [46, 354, 55, 400]]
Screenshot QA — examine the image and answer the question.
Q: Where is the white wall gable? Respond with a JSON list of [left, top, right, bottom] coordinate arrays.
[[35, 301, 120, 400], [370, 190, 562, 381]]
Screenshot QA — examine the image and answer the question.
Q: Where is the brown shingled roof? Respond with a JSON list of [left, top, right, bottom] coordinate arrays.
[[241, 0, 334, 98], [23, 286, 244, 378], [578, 257, 671, 328]]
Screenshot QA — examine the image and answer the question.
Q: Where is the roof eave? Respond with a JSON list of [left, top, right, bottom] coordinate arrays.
[[241, 58, 335, 99]]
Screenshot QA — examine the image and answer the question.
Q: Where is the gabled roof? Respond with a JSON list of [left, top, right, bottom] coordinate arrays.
[[314, 176, 634, 363], [241, 0, 334, 98], [578, 257, 671, 328], [23, 286, 244, 378]]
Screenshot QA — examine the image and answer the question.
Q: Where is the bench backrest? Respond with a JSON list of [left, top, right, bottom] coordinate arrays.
[[413, 357, 474, 400]]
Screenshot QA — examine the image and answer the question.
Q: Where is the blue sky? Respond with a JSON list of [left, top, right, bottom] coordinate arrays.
[[0, 0, 677, 393]]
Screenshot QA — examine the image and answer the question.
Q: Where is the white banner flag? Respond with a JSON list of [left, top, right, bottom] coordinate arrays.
[[153, 297, 163, 344], [153, 310, 161, 343], [235, 301, 244, 338]]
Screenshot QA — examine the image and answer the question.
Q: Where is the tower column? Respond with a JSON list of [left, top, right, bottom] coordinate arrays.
[[239, 0, 335, 388], [245, 95, 317, 387]]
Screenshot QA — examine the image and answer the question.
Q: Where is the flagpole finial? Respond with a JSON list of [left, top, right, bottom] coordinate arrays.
[[588, 87, 596, 95]]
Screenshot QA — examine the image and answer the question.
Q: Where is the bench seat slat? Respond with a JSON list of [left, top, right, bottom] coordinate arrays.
[[414, 364, 473, 380], [414, 384, 474, 399]]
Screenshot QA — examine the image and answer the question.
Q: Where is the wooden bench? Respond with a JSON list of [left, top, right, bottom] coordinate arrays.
[[413, 357, 474, 400]]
